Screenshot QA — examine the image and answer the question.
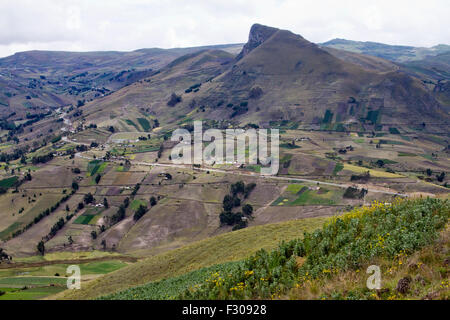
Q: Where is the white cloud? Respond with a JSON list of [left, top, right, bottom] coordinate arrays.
[[0, 0, 448, 57]]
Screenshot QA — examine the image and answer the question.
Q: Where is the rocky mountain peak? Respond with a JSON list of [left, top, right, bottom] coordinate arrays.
[[236, 24, 279, 60]]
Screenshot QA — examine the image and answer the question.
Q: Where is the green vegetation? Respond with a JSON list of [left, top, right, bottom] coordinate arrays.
[[178, 198, 449, 299], [137, 118, 151, 131], [87, 160, 106, 176], [389, 127, 400, 134], [73, 214, 96, 225], [125, 119, 139, 131], [333, 163, 344, 176], [0, 176, 18, 188], [0, 286, 64, 300], [273, 186, 342, 206], [100, 262, 241, 300], [58, 217, 329, 299]]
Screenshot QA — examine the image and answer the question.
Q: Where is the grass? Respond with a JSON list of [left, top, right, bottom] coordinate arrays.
[[0, 286, 65, 300], [130, 199, 147, 210], [289, 224, 450, 300], [291, 189, 339, 206], [176, 198, 449, 300], [125, 119, 140, 131], [333, 163, 344, 176], [398, 152, 417, 157], [73, 215, 96, 225], [0, 277, 67, 287], [87, 160, 102, 176], [56, 217, 329, 299], [286, 184, 306, 194], [273, 186, 342, 206], [137, 118, 151, 131], [344, 164, 404, 178], [0, 176, 18, 188], [100, 262, 241, 300]]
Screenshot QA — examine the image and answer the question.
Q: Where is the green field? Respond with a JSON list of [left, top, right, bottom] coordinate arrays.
[[130, 199, 147, 210], [137, 118, 151, 131], [273, 184, 342, 206], [73, 214, 96, 225], [0, 176, 18, 188], [0, 286, 65, 300], [0, 277, 67, 287], [87, 160, 104, 176], [125, 119, 140, 131]]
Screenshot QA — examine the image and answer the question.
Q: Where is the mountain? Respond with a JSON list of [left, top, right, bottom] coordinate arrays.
[[181, 25, 448, 128], [321, 38, 450, 63], [75, 24, 448, 134], [0, 44, 242, 120]]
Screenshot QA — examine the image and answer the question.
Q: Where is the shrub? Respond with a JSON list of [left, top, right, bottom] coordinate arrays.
[[180, 198, 449, 300], [133, 204, 148, 221], [167, 93, 182, 107]]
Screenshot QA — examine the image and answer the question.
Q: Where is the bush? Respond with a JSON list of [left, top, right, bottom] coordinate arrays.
[[180, 198, 449, 300], [242, 204, 253, 216], [167, 93, 182, 107], [133, 204, 148, 221]]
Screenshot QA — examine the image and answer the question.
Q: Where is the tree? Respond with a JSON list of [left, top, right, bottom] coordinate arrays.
[[37, 241, 45, 255], [167, 93, 182, 107], [95, 174, 101, 184], [0, 248, 11, 262], [20, 155, 27, 164], [437, 172, 446, 183], [103, 197, 109, 208], [426, 169, 432, 176], [376, 160, 385, 167], [242, 204, 253, 216], [231, 181, 245, 196], [91, 231, 97, 239], [72, 181, 79, 190], [133, 205, 148, 221], [150, 196, 157, 206], [223, 195, 234, 212], [84, 193, 94, 204], [108, 126, 115, 133], [68, 236, 73, 245]]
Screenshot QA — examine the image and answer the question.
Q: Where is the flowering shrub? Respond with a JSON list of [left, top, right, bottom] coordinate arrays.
[[179, 198, 449, 299]]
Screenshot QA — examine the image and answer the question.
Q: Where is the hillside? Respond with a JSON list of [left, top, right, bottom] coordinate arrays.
[[0, 44, 242, 119], [0, 23, 448, 302], [75, 24, 449, 133], [54, 217, 329, 299], [60, 198, 449, 300], [321, 39, 450, 63]]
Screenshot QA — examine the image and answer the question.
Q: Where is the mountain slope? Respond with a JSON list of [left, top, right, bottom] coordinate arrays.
[[183, 25, 448, 128], [321, 38, 450, 63], [0, 44, 242, 119]]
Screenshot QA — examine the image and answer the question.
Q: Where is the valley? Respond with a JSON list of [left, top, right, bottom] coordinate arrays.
[[0, 24, 448, 301]]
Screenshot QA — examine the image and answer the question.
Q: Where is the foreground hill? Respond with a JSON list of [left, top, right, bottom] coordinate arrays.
[[57, 198, 449, 300], [55, 217, 328, 299]]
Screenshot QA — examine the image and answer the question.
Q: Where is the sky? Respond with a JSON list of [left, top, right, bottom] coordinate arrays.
[[0, 0, 449, 58]]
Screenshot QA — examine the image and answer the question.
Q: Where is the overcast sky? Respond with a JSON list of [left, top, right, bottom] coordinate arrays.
[[1, 0, 449, 58]]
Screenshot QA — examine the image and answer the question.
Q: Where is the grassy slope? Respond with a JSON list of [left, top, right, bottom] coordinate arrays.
[[289, 224, 450, 300], [56, 216, 329, 299], [175, 198, 449, 300]]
